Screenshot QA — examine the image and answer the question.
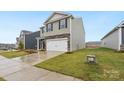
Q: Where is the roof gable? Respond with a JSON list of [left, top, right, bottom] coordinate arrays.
[[101, 21, 124, 40], [44, 12, 71, 24]]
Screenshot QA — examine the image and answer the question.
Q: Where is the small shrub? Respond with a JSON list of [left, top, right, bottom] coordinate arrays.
[[18, 41, 24, 50]]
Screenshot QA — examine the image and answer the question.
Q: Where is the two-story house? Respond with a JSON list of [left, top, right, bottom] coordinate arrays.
[[36, 12, 85, 52], [16, 30, 32, 49]]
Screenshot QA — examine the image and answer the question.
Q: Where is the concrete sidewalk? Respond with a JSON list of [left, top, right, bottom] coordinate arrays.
[[0, 52, 81, 81]]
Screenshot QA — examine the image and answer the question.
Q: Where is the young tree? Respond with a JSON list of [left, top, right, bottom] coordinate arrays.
[[18, 41, 24, 50]]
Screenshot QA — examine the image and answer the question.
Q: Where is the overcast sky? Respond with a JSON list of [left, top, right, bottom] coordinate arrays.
[[0, 11, 124, 44]]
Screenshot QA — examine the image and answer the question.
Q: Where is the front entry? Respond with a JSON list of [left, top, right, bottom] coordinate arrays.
[[39, 39, 46, 50]]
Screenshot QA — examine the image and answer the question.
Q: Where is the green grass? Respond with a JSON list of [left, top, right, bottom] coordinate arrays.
[[36, 48, 124, 81], [0, 51, 30, 58]]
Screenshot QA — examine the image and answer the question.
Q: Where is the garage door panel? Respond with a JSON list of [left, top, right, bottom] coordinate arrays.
[[46, 38, 68, 51]]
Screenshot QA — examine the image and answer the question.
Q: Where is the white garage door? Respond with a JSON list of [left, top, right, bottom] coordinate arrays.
[[46, 38, 68, 51]]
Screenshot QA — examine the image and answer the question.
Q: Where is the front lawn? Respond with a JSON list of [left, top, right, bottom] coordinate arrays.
[[0, 50, 6, 53], [0, 51, 30, 58], [36, 48, 124, 80]]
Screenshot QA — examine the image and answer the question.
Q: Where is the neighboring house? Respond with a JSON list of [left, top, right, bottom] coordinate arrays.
[[16, 30, 32, 49], [36, 12, 85, 52], [25, 31, 40, 49], [101, 21, 124, 51], [86, 41, 101, 48], [0, 43, 16, 50]]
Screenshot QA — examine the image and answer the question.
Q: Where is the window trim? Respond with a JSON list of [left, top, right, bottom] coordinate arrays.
[[46, 23, 53, 32], [59, 18, 67, 29]]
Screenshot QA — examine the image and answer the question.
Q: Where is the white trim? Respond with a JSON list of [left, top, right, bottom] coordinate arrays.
[[44, 12, 72, 24], [36, 38, 40, 50], [118, 27, 122, 51], [69, 17, 72, 52], [47, 38, 68, 41], [44, 15, 72, 25]]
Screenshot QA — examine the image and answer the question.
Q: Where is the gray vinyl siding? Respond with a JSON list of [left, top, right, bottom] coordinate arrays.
[[101, 29, 119, 50], [71, 18, 85, 51], [122, 27, 124, 44], [25, 31, 40, 49]]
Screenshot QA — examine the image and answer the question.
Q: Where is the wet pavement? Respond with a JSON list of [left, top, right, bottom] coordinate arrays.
[[0, 51, 81, 81], [11, 51, 64, 65]]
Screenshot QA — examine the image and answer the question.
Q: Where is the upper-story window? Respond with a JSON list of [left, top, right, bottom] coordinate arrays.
[[46, 23, 53, 32], [59, 19, 67, 29]]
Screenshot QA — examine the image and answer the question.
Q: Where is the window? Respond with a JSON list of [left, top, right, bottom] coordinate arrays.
[[59, 19, 67, 29], [46, 23, 53, 32]]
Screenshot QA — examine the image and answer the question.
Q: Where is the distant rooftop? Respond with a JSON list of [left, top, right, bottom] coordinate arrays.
[[21, 30, 32, 33]]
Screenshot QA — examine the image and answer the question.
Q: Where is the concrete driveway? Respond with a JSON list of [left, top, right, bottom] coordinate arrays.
[[0, 51, 81, 81], [11, 51, 64, 65]]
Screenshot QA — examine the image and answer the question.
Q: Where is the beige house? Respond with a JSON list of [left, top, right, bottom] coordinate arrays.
[[36, 12, 85, 52]]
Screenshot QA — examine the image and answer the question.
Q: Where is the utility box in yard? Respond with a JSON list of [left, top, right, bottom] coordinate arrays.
[[86, 55, 96, 63]]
